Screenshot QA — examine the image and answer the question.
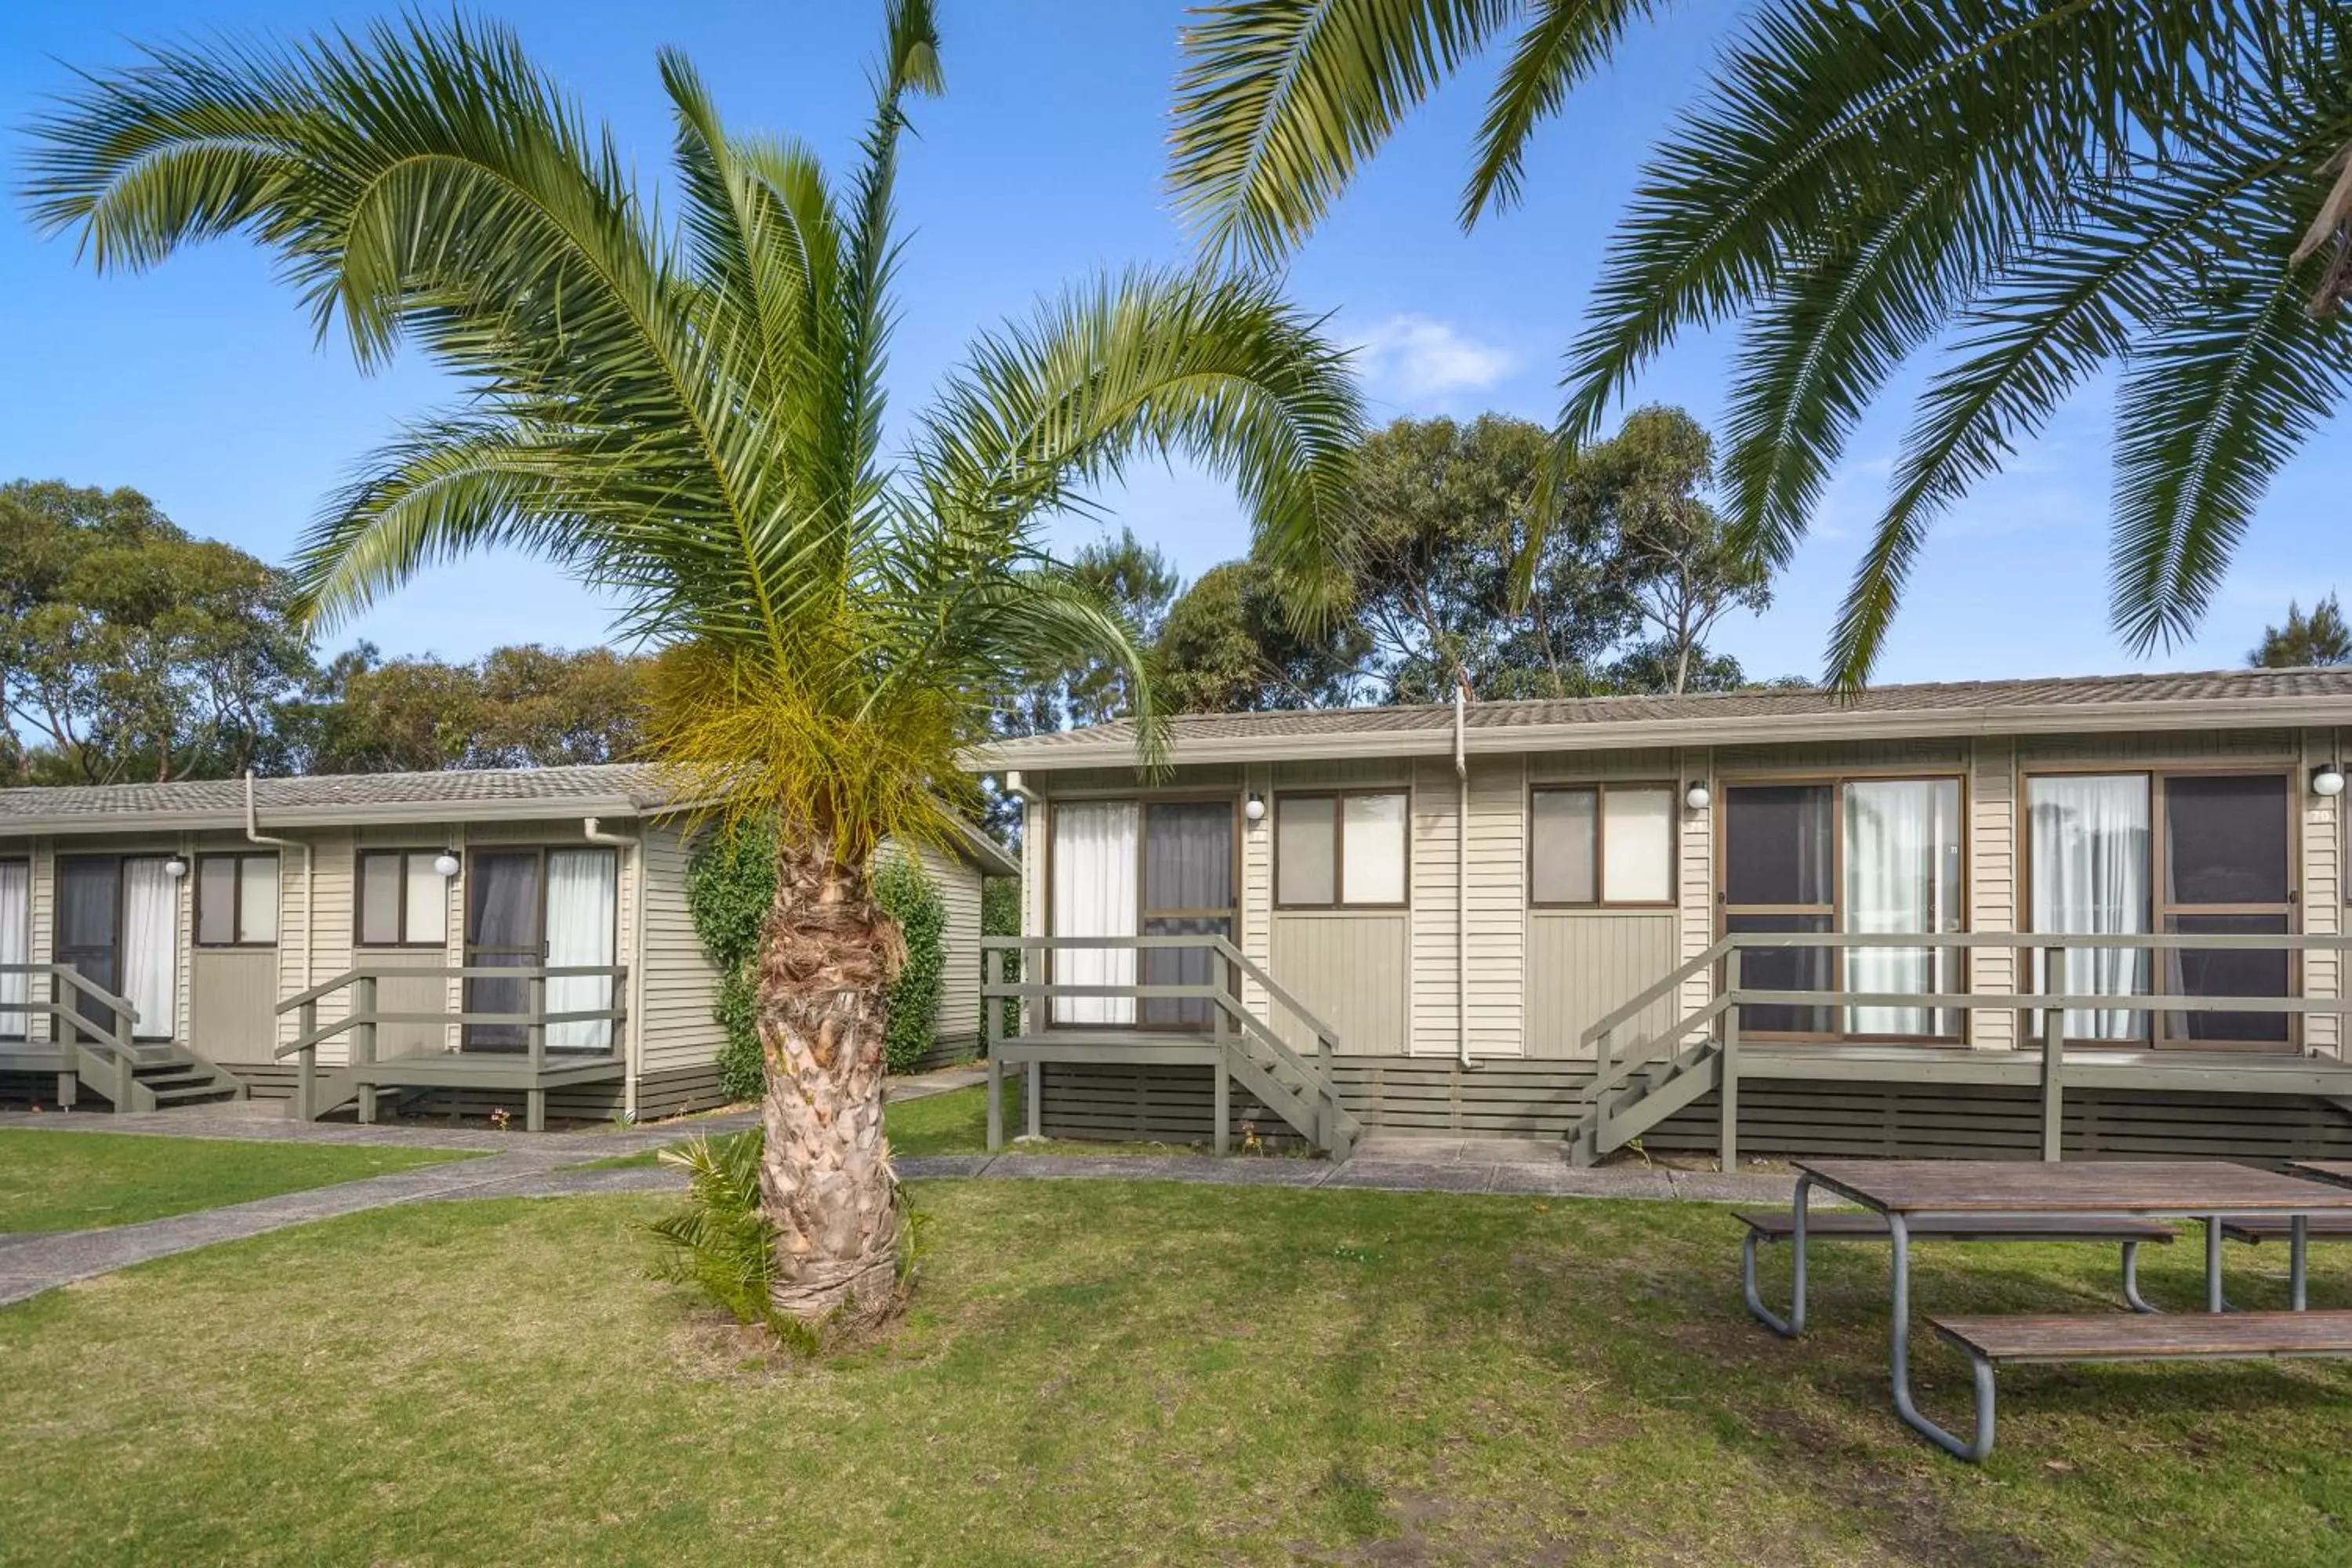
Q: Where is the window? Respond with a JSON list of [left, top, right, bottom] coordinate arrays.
[[196, 854, 280, 946], [357, 851, 449, 947], [1722, 778, 1964, 1039], [0, 860, 25, 1040], [1276, 791, 1408, 907], [1531, 783, 1675, 906], [2027, 770, 2293, 1047]]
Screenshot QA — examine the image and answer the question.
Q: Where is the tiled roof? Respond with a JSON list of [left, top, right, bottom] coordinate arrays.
[[981, 667, 2352, 764], [0, 763, 669, 822]]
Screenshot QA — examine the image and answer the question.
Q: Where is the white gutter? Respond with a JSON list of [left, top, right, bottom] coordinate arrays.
[[245, 771, 314, 1051], [1454, 685, 1473, 1071], [583, 817, 644, 1121]]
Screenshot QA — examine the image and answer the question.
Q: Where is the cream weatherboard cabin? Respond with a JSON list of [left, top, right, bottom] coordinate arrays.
[[0, 765, 1013, 1128], [975, 670, 2352, 1165]]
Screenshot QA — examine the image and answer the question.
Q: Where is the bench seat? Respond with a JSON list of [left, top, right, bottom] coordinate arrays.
[[1907, 1309, 2352, 1461], [1737, 1210, 2175, 1245], [2218, 1214, 2352, 1244], [1933, 1309, 2352, 1364]]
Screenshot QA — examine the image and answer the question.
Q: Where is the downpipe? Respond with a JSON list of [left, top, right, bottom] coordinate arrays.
[[1455, 684, 1475, 1071], [583, 817, 642, 1120]]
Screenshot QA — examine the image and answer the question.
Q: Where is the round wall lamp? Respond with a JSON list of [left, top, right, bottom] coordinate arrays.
[[2313, 764, 2346, 798], [1684, 782, 1711, 812], [162, 856, 189, 880], [432, 851, 462, 877], [1243, 794, 1266, 824]]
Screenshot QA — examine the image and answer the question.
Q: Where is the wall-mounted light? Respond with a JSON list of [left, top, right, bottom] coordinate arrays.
[[2313, 764, 2346, 798], [1684, 782, 1711, 812], [432, 851, 462, 877], [1243, 793, 1266, 825], [162, 856, 189, 880]]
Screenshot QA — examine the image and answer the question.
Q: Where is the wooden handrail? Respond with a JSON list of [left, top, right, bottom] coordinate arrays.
[[275, 964, 627, 1013], [274, 965, 629, 1058], [1579, 938, 1735, 1052]]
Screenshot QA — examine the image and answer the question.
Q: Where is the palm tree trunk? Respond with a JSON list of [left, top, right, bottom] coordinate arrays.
[[754, 833, 901, 1326]]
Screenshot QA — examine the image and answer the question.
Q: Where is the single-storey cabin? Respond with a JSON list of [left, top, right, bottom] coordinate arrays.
[[0, 764, 1014, 1127], [975, 669, 2352, 1165]]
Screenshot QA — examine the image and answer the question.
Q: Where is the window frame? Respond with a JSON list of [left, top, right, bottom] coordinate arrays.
[[1527, 780, 1680, 910], [1715, 768, 1972, 1045], [2019, 761, 2300, 1051], [354, 849, 450, 950], [194, 852, 281, 949], [1272, 788, 1411, 911], [0, 856, 28, 1042]]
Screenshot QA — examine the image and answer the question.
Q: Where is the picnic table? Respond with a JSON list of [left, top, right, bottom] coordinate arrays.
[[2292, 1160, 2352, 1189], [1748, 1159, 2352, 1460]]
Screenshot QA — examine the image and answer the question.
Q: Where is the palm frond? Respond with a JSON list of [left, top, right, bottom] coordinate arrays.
[[1463, 0, 1658, 225], [1169, 0, 1513, 265]]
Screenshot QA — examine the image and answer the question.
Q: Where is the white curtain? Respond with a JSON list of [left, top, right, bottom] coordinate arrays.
[[2030, 775, 2151, 1040], [122, 858, 178, 1041], [1844, 780, 1962, 1035], [1052, 801, 1139, 1025], [0, 862, 26, 1039], [544, 849, 619, 1051]]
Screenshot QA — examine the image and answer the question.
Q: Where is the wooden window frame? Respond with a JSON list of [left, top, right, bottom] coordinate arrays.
[[194, 852, 279, 949], [2019, 761, 2300, 1052], [0, 857, 27, 1042], [1715, 771, 1972, 1045], [354, 849, 448, 950], [1272, 789, 1410, 911], [1527, 780, 1679, 910]]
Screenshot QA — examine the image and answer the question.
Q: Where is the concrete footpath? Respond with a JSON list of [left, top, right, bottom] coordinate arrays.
[[0, 1077, 1795, 1307]]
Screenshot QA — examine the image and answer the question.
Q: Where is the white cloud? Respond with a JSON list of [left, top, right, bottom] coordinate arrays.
[[1348, 314, 1519, 403]]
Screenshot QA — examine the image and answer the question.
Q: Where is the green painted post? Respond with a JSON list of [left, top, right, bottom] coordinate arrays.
[[1213, 1058, 1230, 1156], [1025, 1061, 1043, 1140], [355, 974, 379, 1126], [1719, 1007, 1740, 1171], [527, 973, 548, 1134], [985, 1055, 1004, 1152], [296, 999, 318, 1120], [114, 1001, 134, 1111], [2041, 945, 2065, 1162]]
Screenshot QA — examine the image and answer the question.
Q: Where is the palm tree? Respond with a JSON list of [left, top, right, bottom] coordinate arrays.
[[26, 2, 1361, 1328], [1169, 2, 2352, 685]]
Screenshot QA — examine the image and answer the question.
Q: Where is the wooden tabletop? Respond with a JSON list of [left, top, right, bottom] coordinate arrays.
[[2290, 1160, 2352, 1189], [1795, 1159, 2352, 1214]]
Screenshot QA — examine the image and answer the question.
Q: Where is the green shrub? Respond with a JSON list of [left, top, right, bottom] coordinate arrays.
[[873, 855, 946, 1075], [644, 1130, 776, 1327], [686, 818, 778, 1104], [981, 875, 1022, 1046]]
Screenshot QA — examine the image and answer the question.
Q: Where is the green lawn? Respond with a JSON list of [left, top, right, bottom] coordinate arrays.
[[5, 1182, 2350, 1565], [582, 1080, 1208, 1170], [0, 1129, 481, 1232]]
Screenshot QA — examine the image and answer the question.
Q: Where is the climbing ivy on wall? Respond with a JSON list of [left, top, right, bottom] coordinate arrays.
[[872, 855, 946, 1075], [686, 819, 952, 1098]]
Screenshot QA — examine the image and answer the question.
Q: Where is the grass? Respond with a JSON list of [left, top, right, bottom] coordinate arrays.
[[577, 1080, 1206, 1170], [0, 1129, 481, 1233], [5, 1184, 2351, 1564]]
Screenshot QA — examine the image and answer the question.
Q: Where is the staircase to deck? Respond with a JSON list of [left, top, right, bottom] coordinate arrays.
[[0, 962, 248, 1112], [982, 935, 1363, 1159], [1566, 931, 2352, 1167]]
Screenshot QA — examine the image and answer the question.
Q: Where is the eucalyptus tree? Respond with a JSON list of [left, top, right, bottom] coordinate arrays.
[[27, 2, 1360, 1328], [1170, 1, 2352, 684]]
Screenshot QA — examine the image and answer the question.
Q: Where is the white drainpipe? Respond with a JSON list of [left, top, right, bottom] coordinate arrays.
[[245, 771, 314, 1057], [1455, 684, 1474, 1070], [583, 817, 643, 1120]]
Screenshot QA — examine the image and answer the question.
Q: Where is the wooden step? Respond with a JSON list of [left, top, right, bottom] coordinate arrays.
[[1737, 1211, 2175, 1244], [1933, 1309, 2352, 1364]]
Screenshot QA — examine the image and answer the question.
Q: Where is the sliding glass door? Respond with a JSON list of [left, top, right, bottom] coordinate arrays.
[[1722, 779, 1964, 1040], [2030, 771, 2292, 1047], [1049, 798, 1238, 1029]]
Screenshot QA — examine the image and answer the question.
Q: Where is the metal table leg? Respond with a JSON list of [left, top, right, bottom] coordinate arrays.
[[2206, 1214, 2227, 1313], [1886, 1210, 1997, 1461], [2119, 1240, 2160, 1314], [1742, 1172, 1815, 1337], [2292, 1214, 2309, 1312]]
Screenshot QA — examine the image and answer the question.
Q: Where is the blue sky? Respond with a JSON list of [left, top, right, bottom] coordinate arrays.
[[4, 0, 2344, 687]]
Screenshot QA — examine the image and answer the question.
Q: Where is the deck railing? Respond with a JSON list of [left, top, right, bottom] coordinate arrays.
[[0, 961, 148, 1109], [1579, 931, 2352, 1163], [273, 964, 627, 1123], [979, 935, 1356, 1154]]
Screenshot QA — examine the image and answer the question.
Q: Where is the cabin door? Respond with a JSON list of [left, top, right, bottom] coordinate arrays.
[[463, 851, 544, 1051]]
